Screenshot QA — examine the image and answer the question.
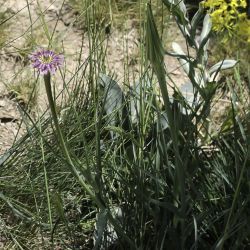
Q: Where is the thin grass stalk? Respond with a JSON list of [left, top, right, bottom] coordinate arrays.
[[38, 116, 53, 232]]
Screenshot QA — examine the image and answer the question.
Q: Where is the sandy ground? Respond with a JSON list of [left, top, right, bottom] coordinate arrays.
[[0, 0, 189, 155]]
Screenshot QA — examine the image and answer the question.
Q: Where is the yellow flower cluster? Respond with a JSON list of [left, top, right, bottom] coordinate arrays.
[[202, 0, 250, 43]]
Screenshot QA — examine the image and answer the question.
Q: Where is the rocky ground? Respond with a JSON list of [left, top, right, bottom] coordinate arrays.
[[0, 0, 188, 155]]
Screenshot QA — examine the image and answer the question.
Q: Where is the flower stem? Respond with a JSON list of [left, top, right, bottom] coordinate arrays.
[[44, 73, 99, 200]]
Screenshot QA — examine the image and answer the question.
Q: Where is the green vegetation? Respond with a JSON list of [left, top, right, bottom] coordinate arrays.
[[7, 73, 38, 109], [0, 10, 11, 48], [0, 0, 249, 249]]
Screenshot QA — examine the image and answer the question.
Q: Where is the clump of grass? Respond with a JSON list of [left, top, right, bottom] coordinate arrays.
[[68, 0, 169, 32], [68, 0, 138, 30]]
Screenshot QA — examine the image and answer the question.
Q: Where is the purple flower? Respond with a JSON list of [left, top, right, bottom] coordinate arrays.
[[29, 49, 64, 75]]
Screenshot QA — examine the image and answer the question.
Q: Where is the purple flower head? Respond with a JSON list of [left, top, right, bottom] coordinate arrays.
[[29, 49, 64, 75]]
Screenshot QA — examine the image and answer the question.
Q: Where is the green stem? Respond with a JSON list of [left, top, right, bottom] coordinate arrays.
[[44, 74, 73, 167]]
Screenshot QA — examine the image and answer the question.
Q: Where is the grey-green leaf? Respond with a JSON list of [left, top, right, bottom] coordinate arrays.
[[98, 73, 124, 126], [94, 209, 108, 250], [209, 60, 238, 75], [200, 14, 211, 45]]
